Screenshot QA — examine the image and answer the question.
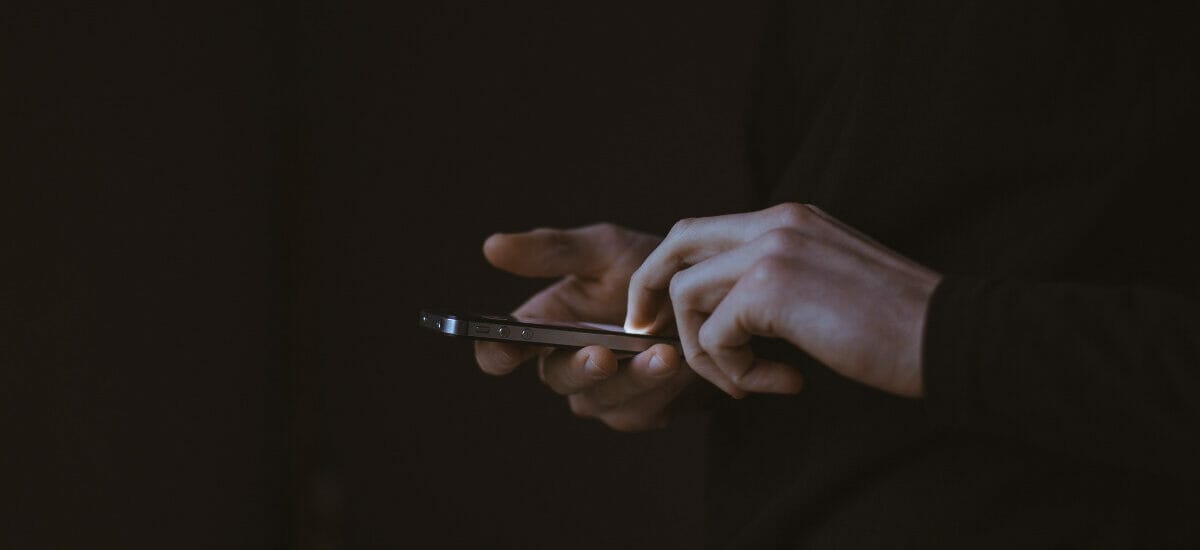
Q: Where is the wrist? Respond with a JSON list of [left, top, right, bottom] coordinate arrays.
[[894, 271, 943, 398]]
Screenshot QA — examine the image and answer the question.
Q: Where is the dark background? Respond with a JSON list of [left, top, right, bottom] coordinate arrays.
[[5, 1, 763, 547]]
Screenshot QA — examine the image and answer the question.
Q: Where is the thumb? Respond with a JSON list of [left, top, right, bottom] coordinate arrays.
[[482, 224, 621, 279]]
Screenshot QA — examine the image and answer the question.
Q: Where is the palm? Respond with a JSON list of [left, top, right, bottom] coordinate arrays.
[[478, 223, 709, 432]]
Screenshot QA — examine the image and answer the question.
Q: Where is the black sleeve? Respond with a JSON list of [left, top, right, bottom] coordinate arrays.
[[922, 276, 1200, 480]]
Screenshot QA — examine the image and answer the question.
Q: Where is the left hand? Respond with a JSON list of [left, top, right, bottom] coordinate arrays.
[[624, 203, 942, 399]]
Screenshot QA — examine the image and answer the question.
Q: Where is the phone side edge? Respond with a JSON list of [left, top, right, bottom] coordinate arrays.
[[418, 311, 470, 336]]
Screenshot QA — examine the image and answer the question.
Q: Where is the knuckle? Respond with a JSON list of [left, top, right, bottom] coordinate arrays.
[[668, 217, 695, 238], [588, 222, 621, 242], [760, 228, 804, 254], [568, 395, 598, 418], [729, 372, 748, 390], [748, 257, 790, 286], [602, 413, 656, 433], [772, 202, 812, 229], [668, 270, 690, 303], [681, 342, 707, 368], [697, 322, 722, 353], [628, 265, 645, 288]]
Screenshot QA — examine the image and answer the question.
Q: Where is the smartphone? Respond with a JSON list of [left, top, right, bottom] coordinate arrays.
[[419, 310, 679, 354]]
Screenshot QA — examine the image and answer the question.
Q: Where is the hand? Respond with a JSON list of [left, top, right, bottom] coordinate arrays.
[[475, 223, 708, 431], [625, 203, 942, 398]]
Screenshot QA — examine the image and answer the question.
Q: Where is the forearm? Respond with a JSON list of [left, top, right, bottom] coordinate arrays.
[[923, 276, 1200, 479]]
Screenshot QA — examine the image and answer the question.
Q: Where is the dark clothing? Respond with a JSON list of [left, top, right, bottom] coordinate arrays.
[[706, 2, 1200, 547]]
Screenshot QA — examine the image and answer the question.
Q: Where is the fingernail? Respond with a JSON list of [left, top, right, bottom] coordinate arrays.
[[648, 354, 669, 374], [623, 318, 650, 335], [584, 356, 600, 376]]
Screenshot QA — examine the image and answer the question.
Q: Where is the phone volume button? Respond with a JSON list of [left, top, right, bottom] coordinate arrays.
[[497, 326, 510, 337], [520, 329, 532, 340]]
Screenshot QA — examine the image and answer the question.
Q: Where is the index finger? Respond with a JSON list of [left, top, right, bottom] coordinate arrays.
[[625, 204, 823, 332], [483, 223, 626, 280]]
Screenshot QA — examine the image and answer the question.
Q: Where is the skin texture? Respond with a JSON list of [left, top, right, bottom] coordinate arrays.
[[476, 204, 942, 431], [626, 203, 942, 399], [474, 223, 707, 432]]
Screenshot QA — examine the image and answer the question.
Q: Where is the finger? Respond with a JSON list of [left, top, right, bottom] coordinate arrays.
[[476, 279, 590, 376], [672, 303, 745, 399], [510, 278, 589, 323], [539, 345, 618, 395], [475, 340, 540, 376], [591, 360, 703, 431], [664, 231, 810, 397], [483, 223, 625, 280], [625, 204, 826, 331], [667, 229, 808, 315], [576, 344, 686, 408], [623, 213, 755, 332], [698, 279, 804, 394]]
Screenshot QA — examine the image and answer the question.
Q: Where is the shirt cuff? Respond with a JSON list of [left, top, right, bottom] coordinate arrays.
[[922, 275, 994, 429]]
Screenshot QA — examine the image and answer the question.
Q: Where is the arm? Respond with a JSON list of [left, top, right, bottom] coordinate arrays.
[[627, 203, 1200, 479], [625, 202, 939, 398]]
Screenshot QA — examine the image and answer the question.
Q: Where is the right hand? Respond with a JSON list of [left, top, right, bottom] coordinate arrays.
[[475, 223, 707, 432]]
